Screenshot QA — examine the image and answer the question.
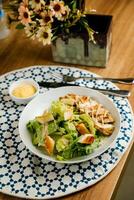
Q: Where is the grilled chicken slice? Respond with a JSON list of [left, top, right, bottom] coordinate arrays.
[[78, 134, 94, 144], [94, 121, 114, 136], [96, 114, 114, 124], [64, 109, 73, 120], [60, 93, 79, 105], [76, 123, 90, 135], [44, 135, 55, 155], [60, 96, 76, 106], [77, 99, 98, 114]]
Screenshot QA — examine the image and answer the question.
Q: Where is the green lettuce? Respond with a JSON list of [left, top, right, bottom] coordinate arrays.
[[56, 134, 74, 152], [50, 100, 67, 119], [58, 137, 100, 160], [48, 121, 58, 134], [80, 114, 96, 135], [26, 120, 44, 146]]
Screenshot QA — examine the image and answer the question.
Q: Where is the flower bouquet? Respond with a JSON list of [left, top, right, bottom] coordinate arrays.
[[6, 0, 95, 45], [5, 0, 112, 67]]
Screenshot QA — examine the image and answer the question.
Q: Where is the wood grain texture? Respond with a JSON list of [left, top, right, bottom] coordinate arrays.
[[0, 0, 134, 200]]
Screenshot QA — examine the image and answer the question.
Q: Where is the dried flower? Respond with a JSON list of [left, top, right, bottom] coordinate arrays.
[[40, 10, 53, 25], [37, 26, 53, 45], [29, 0, 45, 11], [59, 5, 70, 21], [20, 0, 29, 7], [6, 0, 95, 45], [18, 6, 31, 24], [49, 0, 65, 20], [24, 21, 37, 39]]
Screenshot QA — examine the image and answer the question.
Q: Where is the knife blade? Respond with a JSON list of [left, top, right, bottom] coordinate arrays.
[[38, 81, 130, 97]]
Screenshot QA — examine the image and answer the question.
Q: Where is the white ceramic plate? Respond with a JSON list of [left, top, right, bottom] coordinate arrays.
[[19, 86, 121, 164]]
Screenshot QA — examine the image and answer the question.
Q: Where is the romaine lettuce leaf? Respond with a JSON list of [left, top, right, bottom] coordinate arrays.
[[60, 137, 100, 160], [63, 121, 76, 132], [56, 134, 74, 152], [48, 121, 58, 134], [80, 114, 96, 135], [27, 120, 44, 146], [50, 100, 67, 119]]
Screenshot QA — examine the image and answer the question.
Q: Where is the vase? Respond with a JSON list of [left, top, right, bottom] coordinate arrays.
[[51, 14, 112, 67]]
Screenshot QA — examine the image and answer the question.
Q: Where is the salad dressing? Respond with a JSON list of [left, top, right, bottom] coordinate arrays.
[[12, 83, 36, 98]]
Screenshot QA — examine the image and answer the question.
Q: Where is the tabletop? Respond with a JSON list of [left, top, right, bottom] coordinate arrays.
[[0, 0, 134, 200]]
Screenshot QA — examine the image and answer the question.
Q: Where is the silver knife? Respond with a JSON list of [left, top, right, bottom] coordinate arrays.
[[38, 81, 130, 97]]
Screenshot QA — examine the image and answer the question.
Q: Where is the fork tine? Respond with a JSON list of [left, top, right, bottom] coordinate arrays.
[[50, 72, 63, 80]]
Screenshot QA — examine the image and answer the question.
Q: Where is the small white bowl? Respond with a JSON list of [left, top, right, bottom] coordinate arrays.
[[9, 79, 39, 105]]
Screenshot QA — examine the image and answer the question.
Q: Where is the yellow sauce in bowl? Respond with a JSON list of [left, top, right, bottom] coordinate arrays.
[[12, 83, 36, 98]]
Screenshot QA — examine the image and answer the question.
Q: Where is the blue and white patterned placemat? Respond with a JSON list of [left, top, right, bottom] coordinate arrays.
[[0, 65, 133, 199]]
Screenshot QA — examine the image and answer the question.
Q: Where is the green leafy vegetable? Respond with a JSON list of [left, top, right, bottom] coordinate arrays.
[[50, 101, 66, 119], [48, 121, 58, 134], [27, 120, 44, 146], [80, 114, 96, 135], [59, 137, 100, 160], [56, 134, 73, 152], [16, 23, 25, 29]]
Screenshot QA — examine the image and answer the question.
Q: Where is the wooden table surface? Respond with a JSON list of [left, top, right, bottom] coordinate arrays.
[[0, 0, 134, 200]]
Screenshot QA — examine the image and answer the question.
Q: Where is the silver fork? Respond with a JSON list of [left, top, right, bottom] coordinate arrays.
[[51, 72, 134, 84]]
